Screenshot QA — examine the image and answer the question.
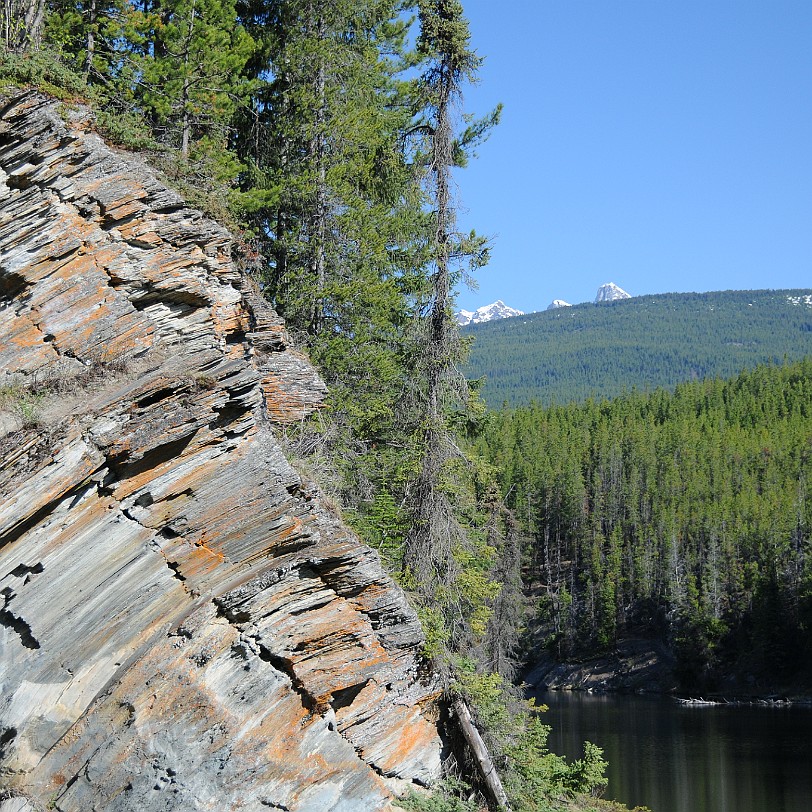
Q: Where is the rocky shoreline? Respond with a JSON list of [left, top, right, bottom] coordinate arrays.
[[524, 638, 679, 695], [524, 638, 812, 704]]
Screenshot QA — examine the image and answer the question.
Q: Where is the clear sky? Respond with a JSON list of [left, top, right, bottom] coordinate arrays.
[[452, 0, 812, 314]]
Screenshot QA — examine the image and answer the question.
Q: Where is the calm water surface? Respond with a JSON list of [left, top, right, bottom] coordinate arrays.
[[534, 691, 812, 812]]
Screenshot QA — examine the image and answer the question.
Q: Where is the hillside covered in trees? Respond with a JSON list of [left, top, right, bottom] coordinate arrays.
[[0, 2, 632, 811], [477, 359, 812, 692], [464, 289, 812, 407]]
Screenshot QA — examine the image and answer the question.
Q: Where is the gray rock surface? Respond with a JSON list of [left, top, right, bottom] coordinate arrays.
[[0, 91, 442, 811]]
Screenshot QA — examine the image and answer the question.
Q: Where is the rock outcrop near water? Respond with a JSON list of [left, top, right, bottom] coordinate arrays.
[[524, 639, 678, 695], [0, 91, 442, 811]]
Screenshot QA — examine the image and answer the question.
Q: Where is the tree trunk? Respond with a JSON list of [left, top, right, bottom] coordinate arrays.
[[181, 73, 191, 158], [4, 0, 46, 51], [308, 8, 327, 335], [85, 0, 96, 75], [452, 699, 512, 811], [180, 0, 196, 158], [3, 0, 11, 49], [427, 58, 453, 421], [22, 0, 44, 48], [402, 55, 455, 586]]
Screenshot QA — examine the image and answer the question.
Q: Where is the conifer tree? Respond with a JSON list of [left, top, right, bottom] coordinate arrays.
[[44, 0, 136, 86], [481, 490, 524, 680], [131, 0, 253, 159], [238, 0, 423, 332], [401, 0, 499, 638], [235, 0, 437, 517]]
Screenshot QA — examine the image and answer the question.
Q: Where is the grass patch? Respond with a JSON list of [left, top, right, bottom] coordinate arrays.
[[0, 351, 132, 431], [0, 383, 44, 428]]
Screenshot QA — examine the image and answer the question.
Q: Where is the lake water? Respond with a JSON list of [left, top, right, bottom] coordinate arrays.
[[534, 691, 812, 812]]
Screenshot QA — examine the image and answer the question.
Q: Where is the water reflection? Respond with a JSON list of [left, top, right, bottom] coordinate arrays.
[[534, 691, 812, 812]]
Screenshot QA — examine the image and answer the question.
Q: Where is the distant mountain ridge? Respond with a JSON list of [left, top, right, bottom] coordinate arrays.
[[465, 284, 630, 321], [462, 289, 812, 407], [456, 299, 523, 325], [545, 283, 631, 309]]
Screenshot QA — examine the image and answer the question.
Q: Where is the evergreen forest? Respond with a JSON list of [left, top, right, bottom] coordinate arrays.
[[478, 359, 812, 692], [1, 2, 623, 810], [464, 290, 812, 407], [5, 1, 811, 809]]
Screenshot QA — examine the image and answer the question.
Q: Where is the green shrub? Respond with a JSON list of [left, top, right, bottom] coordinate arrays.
[[94, 107, 157, 151], [0, 47, 87, 98], [396, 778, 483, 812], [504, 716, 608, 811]]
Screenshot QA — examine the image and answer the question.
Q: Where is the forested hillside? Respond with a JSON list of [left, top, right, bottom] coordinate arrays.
[[0, 3, 626, 810], [464, 289, 812, 407], [478, 359, 812, 692]]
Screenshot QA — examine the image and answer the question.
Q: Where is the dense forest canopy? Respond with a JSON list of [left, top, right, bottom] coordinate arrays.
[[464, 289, 812, 407], [478, 359, 812, 691]]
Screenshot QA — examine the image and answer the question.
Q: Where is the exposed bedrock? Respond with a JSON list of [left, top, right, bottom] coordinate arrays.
[[0, 91, 442, 811]]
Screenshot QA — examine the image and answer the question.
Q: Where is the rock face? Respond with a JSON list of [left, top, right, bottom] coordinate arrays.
[[0, 91, 442, 811], [524, 639, 678, 695]]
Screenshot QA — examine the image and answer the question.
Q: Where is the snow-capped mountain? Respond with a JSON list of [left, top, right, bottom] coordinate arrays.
[[546, 299, 572, 310], [456, 300, 523, 326], [595, 282, 631, 303]]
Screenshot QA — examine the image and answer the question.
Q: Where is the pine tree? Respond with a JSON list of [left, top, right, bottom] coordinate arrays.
[[44, 0, 124, 77], [132, 0, 254, 160]]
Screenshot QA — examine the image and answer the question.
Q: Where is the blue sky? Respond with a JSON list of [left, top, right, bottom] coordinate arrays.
[[452, 0, 812, 314]]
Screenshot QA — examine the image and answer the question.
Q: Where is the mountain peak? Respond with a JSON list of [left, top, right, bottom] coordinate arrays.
[[547, 299, 572, 310], [595, 282, 631, 303], [457, 300, 523, 326]]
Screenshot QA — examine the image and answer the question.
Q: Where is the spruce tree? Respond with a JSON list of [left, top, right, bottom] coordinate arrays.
[[400, 5, 509, 804]]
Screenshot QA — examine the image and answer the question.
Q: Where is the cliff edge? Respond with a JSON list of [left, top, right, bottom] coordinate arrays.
[[0, 91, 442, 811]]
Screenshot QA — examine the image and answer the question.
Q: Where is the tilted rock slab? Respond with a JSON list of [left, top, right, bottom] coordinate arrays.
[[0, 91, 442, 811]]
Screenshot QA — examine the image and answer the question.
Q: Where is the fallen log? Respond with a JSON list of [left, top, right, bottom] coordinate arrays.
[[452, 699, 512, 812]]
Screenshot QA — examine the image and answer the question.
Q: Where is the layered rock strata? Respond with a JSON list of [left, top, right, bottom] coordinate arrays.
[[0, 91, 442, 811]]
